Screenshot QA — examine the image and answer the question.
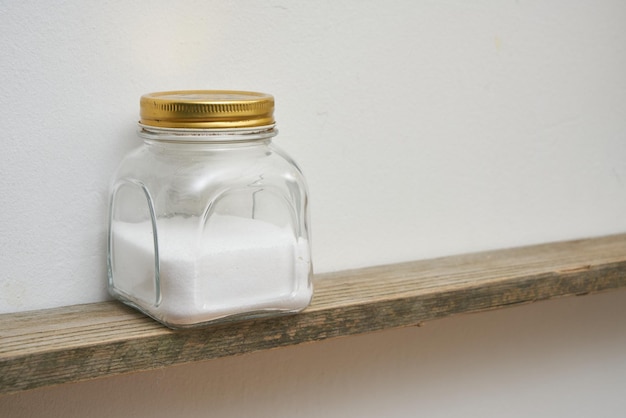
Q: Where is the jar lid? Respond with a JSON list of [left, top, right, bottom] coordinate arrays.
[[139, 90, 275, 129]]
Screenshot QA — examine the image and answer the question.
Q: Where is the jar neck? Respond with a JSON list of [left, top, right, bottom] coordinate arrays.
[[138, 124, 278, 144]]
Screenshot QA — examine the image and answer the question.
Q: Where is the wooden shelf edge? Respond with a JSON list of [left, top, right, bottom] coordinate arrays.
[[2, 234, 626, 395]]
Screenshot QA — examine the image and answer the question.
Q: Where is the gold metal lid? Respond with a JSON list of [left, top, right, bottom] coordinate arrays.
[[139, 90, 275, 129]]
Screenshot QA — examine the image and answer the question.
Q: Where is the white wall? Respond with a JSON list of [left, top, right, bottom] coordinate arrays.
[[1, 0, 625, 416]]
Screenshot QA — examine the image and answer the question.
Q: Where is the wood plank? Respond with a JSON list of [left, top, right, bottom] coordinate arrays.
[[1, 234, 626, 395]]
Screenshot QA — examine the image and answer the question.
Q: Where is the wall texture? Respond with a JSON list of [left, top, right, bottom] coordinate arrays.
[[1, 1, 625, 416]]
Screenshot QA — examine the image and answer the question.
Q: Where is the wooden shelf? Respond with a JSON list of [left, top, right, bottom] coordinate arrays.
[[2, 234, 626, 395]]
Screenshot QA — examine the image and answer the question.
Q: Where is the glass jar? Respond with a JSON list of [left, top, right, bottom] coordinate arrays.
[[107, 90, 313, 328]]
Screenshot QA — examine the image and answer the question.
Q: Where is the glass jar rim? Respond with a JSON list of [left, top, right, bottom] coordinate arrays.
[[137, 123, 278, 143]]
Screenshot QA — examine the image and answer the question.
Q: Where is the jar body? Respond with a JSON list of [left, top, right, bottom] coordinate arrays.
[[107, 127, 312, 328]]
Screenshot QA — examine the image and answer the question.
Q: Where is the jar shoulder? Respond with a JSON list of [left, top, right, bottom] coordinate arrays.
[[111, 143, 308, 196]]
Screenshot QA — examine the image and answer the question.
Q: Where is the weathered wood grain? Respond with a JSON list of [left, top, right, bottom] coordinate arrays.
[[2, 234, 626, 395]]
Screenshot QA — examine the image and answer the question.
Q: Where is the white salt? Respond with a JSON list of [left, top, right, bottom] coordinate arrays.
[[111, 214, 312, 326]]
